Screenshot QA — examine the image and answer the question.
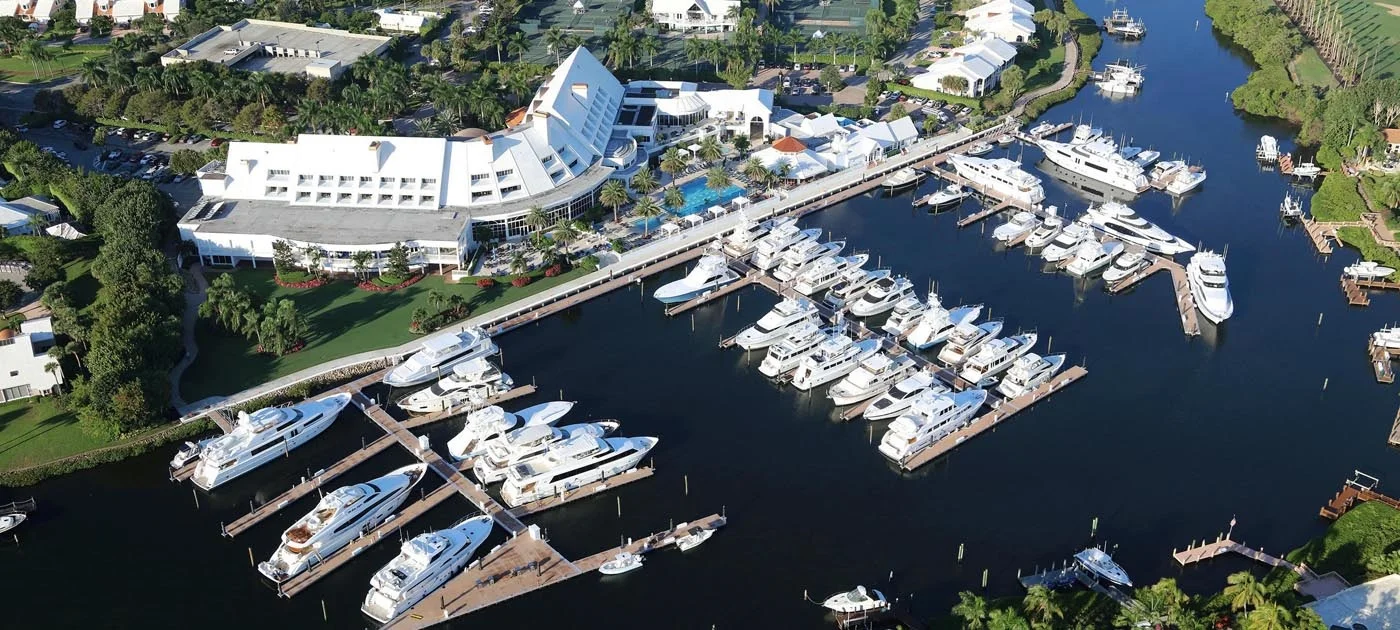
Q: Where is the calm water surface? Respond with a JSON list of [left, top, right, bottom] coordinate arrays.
[[6, 3, 1400, 628]]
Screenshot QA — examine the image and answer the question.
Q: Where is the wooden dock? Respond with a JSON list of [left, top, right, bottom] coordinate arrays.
[[1172, 537, 1294, 570], [1371, 340, 1395, 384], [1106, 258, 1170, 294], [664, 269, 760, 316], [1303, 219, 1336, 255], [1343, 277, 1372, 306], [399, 385, 538, 430], [1165, 261, 1202, 336], [507, 467, 656, 518], [956, 200, 1015, 228], [1320, 471, 1400, 519]]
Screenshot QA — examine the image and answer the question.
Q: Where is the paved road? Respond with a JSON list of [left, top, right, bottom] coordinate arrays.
[[1010, 30, 1081, 118], [889, 0, 942, 68]]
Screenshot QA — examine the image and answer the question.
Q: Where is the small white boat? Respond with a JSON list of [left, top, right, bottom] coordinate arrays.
[[1280, 193, 1304, 220], [996, 134, 1015, 146], [880, 294, 935, 337], [170, 436, 217, 469], [823, 268, 890, 311], [863, 371, 948, 421], [997, 353, 1066, 399], [966, 142, 994, 157], [822, 585, 888, 614], [0, 512, 25, 535], [1027, 121, 1057, 136], [1292, 162, 1322, 178], [1075, 547, 1132, 587], [397, 359, 514, 414], [1165, 164, 1207, 195], [849, 276, 915, 317], [735, 298, 822, 350], [1023, 208, 1063, 249], [653, 254, 739, 303], [598, 552, 643, 575], [1345, 261, 1397, 280], [1101, 250, 1148, 284], [926, 184, 970, 209], [1066, 240, 1124, 277], [881, 167, 926, 190], [905, 304, 982, 351], [675, 526, 714, 551], [992, 211, 1038, 243], [1374, 327, 1400, 350]]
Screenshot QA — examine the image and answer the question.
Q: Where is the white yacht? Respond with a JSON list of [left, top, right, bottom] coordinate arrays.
[[1373, 327, 1400, 350], [997, 353, 1066, 399], [752, 225, 822, 270], [472, 421, 619, 484], [723, 214, 795, 258], [1292, 161, 1322, 178], [823, 268, 890, 310], [881, 167, 926, 190], [758, 322, 839, 377], [863, 371, 948, 421], [0, 512, 24, 535], [1066, 240, 1125, 277], [1028, 121, 1057, 136], [946, 154, 1046, 206], [1040, 220, 1096, 263], [793, 254, 869, 295], [1023, 208, 1063, 249], [1280, 193, 1304, 220], [361, 515, 494, 623], [599, 552, 643, 575], [500, 435, 658, 507], [735, 298, 822, 350], [675, 525, 714, 551], [1075, 547, 1133, 587], [772, 240, 845, 283], [966, 142, 994, 156], [849, 276, 915, 317], [959, 333, 1037, 385], [1188, 251, 1234, 324], [396, 359, 513, 414], [828, 353, 918, 405], [1082, 202, 1192, 255], [1038, 137, 1149, 192], [906, 304, 982, 351], [384, 328, 498, 388], [1257, 135, 1280, 162], [1345, 261, 1397, 280], [925, 184, 969, 209], [191, 393, 352, 490], [1164, 162, 1207, 195], [877, 389, 988, 462], [1101, 250, 1148, 284], [992, 211, 1039, 243], [1095, 61, 1145, 95], [653, 254, 740, 303], [881, 294, 936, 337], [259, 463, 427, 583], [938, 320, 1004, 366], [790, 336, 882, 391], [822, 586, 889, 614], [446, 401, 575, 461]]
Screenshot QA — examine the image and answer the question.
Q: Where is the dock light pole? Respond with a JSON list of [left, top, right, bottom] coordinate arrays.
[[1227, 516, 1236, 541]]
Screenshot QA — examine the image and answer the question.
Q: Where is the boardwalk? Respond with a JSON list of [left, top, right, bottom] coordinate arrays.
[[1173, 538, 1295, 571], [1165, 262, 1202, 336], [664, 270, 761, 316], [1303, 218, 1339, 255]]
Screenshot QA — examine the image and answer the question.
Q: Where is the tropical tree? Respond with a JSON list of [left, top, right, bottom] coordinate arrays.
[[663, 186, 685, 212], [599, 179, 630, 223], [660, 146, 690, 184], [544, 26, 568, 63], [697, 135, 724, 164], [1000, 64, 1027, 98], [351, 250, 373, 280], [951, 591, 990, 630], [551, 220, 580, 256], [1223, 571, 1269, 616], [940, 75, 970, 95], [634, 196, 664, 235], [742, 157, 770, 182], [525, 205, 551, 235], [1242, 601, 1293, 630], [985, 607, 1030, 630], [629, 165, 659, 195], [705, 165, 731, 191], [1020, 585, 1063, 627], [509, 250, 529, 275]]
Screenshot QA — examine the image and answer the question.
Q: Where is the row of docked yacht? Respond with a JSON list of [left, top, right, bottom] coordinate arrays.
[[793, 254, 869, 295], [397, 358, 513, 414], [384, 327, 499, 388], [772, 239, 845, 282]]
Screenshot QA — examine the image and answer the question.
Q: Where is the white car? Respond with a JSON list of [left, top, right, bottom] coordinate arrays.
[[51, 119, 66, 129]]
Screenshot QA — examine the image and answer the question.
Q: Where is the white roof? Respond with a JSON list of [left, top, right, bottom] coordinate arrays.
[[525, 47, 624, 158], [1308, 574, 1400, 629], [964, 0, 1033, 19], [962, 38, 1018, 65], [856, 118, 919, 148], [732, 196, 752, 207], [682, 214, 705, 226], [706, 205, 728, 217], [45, 222, 86, 239], [966, 12, 1036, 38], [651, 0, 739, 17], [753, 146, 829, 180]]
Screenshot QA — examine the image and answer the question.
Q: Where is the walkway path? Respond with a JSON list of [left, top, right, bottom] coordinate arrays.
[[169, 262, 209, 408], [1010, 30, 1082, 118]]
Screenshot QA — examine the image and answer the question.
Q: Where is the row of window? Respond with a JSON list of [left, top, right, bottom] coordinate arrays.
[[275, 174, 440, 188], [285, 191, 439, 205]]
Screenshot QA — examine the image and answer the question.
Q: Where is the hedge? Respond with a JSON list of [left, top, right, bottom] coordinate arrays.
[[0, 418, 215, 487]]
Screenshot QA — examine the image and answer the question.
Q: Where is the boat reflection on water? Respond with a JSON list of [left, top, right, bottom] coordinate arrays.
[[1036, 158, 1139, 205]]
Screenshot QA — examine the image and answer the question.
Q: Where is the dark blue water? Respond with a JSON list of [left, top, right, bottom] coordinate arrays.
[[6, 3, 1400, 628]]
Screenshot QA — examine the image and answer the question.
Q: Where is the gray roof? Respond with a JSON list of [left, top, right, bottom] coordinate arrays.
[[162, 19, 390, 74], [179, 198, 467, 246]]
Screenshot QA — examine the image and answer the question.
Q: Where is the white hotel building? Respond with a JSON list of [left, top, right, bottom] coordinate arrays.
[[179, 47, 774, 275], [0, 317, 63, 403]]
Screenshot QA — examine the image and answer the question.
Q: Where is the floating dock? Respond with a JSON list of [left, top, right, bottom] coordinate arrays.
[[1166, 261, 1202, 336], [956, 200, 1016, 228], [1303, 219, 1337, 255], [1370, 339, 1395, 384]]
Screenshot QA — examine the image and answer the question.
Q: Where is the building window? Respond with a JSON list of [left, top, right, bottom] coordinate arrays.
[[500, 185, 521, 195], [541, 155, 555, 166], [267, 169, 289, 178], [470, 173, 489, 183], [495, 169, 515, 179], [0, 338, 12, 347], [471, 190, 493, 201], [2, 384, 31, 401]]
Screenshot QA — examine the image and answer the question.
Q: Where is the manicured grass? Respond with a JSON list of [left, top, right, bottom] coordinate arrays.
[[0, 46, 108, 83], [1311, 175, 1367, 222], [1017, 25, 1069, 93], [180, 267, 590, 401], [1287, 501, 1400, 584], [1336, 226, 1400, 280], [0, 397, 111, 473], [1290, 46, 1338, 90], [1316, 0, 1400, 81]]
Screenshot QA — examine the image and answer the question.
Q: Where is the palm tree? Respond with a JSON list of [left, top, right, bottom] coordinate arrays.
[[683, 38, 707, 74], [660, 146, 689, 184], [25, 212, 48, 234], [985, 607, 1029, 630], [351, 251, 373, 280], [741, 157, 769, 183], [1020, 586, 1062, 627], [1223, 571, 1269, 616], [629, 165, 659, 195], [19, 40, 55, 81], [509, 250, 529, 275], [639, 35, 660, 68], [634, 196, 663, 235], [506, 31, 530, 61], [599, 179, 631, 224], [525, 206, 551, 235], [697, 135, 724, 164], [427, 289, 448, 314], [662, 185, 685, 212], [704, 166, 731, 191], [951, 591, 990, 630], [552, 220, 580, 256], [1242, 601, 1293, 630], [545, 26, 568, 63]]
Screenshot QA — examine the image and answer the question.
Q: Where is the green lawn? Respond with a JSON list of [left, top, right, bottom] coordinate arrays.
[[0, 46, 108, 83], [1290, 46, 1338, 90], [1317, 0, 1400, 81], [180, 267, 590, 401], [1288, 501, 1400, 584], [0, 397, 110, 472]]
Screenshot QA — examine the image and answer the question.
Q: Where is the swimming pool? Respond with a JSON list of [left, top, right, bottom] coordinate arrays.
[[633, 176, 745, 232]]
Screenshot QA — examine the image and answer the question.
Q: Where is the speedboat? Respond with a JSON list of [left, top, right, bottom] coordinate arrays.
[[906, 304, 982, 351], [1083, 202, 1193, 255], [938, 320, 1004, 366], [1040, 220, 1095, 263], [1292, 162, 1322, 178], [1101, 250, 1148, 284], [1023, 208, 1063, 249], [1257, 135, 1280, 162], [996, 134, 1015, 146], [966, 142, 994, 157], [959, 333, 1037, 385], [772, 240, 845, 283], [925, 184, 969, 209], [1373, 327, 1400, 350], [881, 167, 926, 190], [1074, 547, 1132, 587], [500, 435, 658, 507], [1280, 193, 1304, 220], [446, 401, 575, 461], [1028, 121, 1057, 136], [384, 328, 498, 388], [822, 585, 889, 614], [881, 294, 935, 337], [828, 353, 918, 405], [790, 336, 882, 391], [723, 213, 796, 258], [877, 389, 988, 462], [758, 321, 837, 377], [753, 226, 822, 271], [361, 515, 494, 623], [397, 359, 513, 414], [472, 421, 620, 484], [675, 526, 714, 551], [863, 371, 949, 421], [1165, 163, 1207, 195], [653, 254, 739, 303], [735, 298, 822, 350], [849, 276, 915, 317], [1188, 250, 1234, 324], [997, 353, 1066, 398], [992, 211, 1038, 243], [259, 463, 427, 583], [824, 268, 890, 310], [1065, 240, 1125, 277], [598, 552, 643, 575], [1345, 261, 1397, 280], [170, 436, 217, 469], [192, 393, 352, 490], [793, 254, 869, 295], [0, 512, 25, 535]]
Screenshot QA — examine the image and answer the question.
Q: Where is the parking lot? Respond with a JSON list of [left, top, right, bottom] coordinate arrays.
[[16, 119, 206, 209]]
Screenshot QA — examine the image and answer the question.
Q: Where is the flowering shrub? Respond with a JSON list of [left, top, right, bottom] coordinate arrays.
[[357, 274, 424, 292], [256, 340, 305, 355], [275, 275, 325, 289], [476, 278, 495, 288], [543, 264, 563, 278], [511, 275, 532, 287]]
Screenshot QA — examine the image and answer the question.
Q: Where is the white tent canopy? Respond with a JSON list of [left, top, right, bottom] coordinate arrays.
[[731, 196, 752, 209], [706, 205, 728, 217], [659, 222, 682, 234], [682, 214, 705, 226]]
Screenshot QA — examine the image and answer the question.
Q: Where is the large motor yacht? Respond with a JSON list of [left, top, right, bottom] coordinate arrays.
[[959, 333, 1038, 385], [1188, 251, 1234, 324], [880, 294, 936, 337], [997, 353, 1066, 399], [823, 268, 890, 311], [772, 240, 845, 283], [723, 214, 796, 258], [653, 254, 740, 304], [396, 359, 513, 414], [793, 254, 869, 295], [849, 276, 915, 317], [1065, 240, 1125, 277], [259, 463, 427, 582], [192, 393, 352, 490], [992, 211, 1039, 243], [1373, 327, 1400, 350], [1082, 202, 1194, 255], [752, 225, 822, 270], [828, 353, 918, 405], [1040, 220, 1096, 263], [1101, 250, 1148, 284], [735, 298, 822, 350], [790, 336, 882, 390], [1037, 137, 1149, 193], [758, 322, 840, 377], [384, 328, 498, 388], [946, 154, 1046, 207], [446, 401, 576, 461], [906, 304, 982, 351], [938, 320, 1005, 366], [361, 515, 494, 623], [500, 435, 658, 507], [1023, 208, 1063, 249], [877, 389, 988, 463], [472, 421, 620, 484], [863, 371, 949, 421]]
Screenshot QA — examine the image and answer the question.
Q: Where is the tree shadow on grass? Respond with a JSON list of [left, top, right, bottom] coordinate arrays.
[[0, 401, 82, 462]]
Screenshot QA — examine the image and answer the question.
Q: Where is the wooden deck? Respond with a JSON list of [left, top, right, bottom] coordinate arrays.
[[1320, 473, 1400, 519], [1106, 258, 1170, 294], [507, 467, 656, 518], [399, 385, 538, 430], [1371, 341, 1395, 384], [1343, 277, 1372, 306], [1165, 260, 1202, 336], [1172, 538, 1295, 570], [1303, 219, 1337, 255], [955, 200, 1015, 228], [664, 269, 761, 316]]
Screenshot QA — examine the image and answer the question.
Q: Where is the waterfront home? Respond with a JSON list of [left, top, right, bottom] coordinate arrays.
[[76, 0, 181, 26], [0, 196, 58, 236], [910, 38, 1018, 97], [964, 0, 1036, 44], [753, 137, 829, 183], [0, 316, 63, 403], [651, 0, 740, 33], [0, 0, 64, 24]]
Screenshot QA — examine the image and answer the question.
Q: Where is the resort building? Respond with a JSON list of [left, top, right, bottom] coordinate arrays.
[[650, 0, 741, 32], [0, 0, 64, 24], [0, 197, 60, 236], [160, 19, 392, 79], [752, 136, 829, 183], [373, 8, 439, 33], [1307, 573, 1400, 629], [963, 0, 1036, 44], [767, 111, 917, 171], [0, 316, 63, 403], [76, 0, 181, 25], [1385, 128, 1400, 156], [909, 38, 1019, 97]]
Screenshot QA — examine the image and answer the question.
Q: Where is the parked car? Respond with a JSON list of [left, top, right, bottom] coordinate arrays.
[[210, 138, 224, 147], [52, 119, 67, 129]]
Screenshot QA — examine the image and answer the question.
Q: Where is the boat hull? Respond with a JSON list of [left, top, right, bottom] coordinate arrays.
[[192, 394, 351, 491]]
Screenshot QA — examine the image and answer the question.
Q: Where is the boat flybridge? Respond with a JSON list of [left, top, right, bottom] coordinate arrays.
[[653, 254, 740, 304], [384, 328, 498, 388], [735, 298, 822, 350], [906, 304, 982, 351], [828, 353, 918, 405], [790, 335, 882, 390], [877, 389, 988, 462], [938, 320, 1005, 366], [1023, 207, 1063, 249], [881, 294, 937, 337], [1374, 327, 1400, 350], [1040, 220, 1096, 263], [1095, 61, 1145, 95], [472, 421, 620, 484], [959, 333, 1037, 385], [1344, 261, 1397, 280], [772, 240, 845, 282], [863, 371, 949, 421], [446, 401, 576, 460], [752, 225, 822, 270], [1083, 202, 1193, 255], [793, 254, 869, 295], [1037, 137, 1149, 193], [260, 463, 427, 583], [925, 184, 970, 209], [397, 359, 513, 414], [992, 211, 1039, 243], [881, 167, 926, 190], [191, 393, 352, 490], [1075, 547, 1133, 587], [850, 276, 915, 317], [997, 353, 1066, 399], [1027, 121, 1058, 137], [946, 154, 1046, 207], [1161, 161, 1208, 195], [1280, 193, 1304, 220], [824, 268, 890, 311], [1188, 250, 1234, 324], [758, 321, 836, 377], [1257, 135, 1280, 162], [822, 585, 889, 614], [361, 515, 494, 623], [723, 214, 796, 258], [500, 435, 658, 507], [1101, 250, 1148, 284], [1066, 240, 1125, 277]]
